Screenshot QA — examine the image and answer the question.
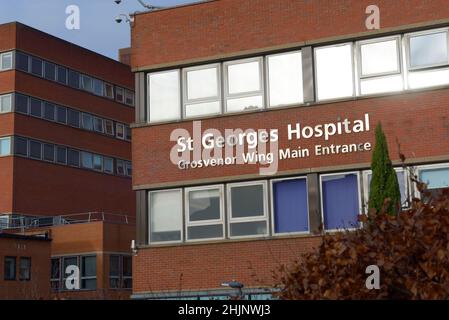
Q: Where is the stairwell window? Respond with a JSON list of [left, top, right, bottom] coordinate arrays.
[[149, 189, 183, 243], [185, 185, 225, 241], [406, 28, 449, 89], [1, 52, 13, 70], [357, 36, 403, 95], [0, 137, 11, 156], [315, 43, 354, 101], [183, 64, 221, 118], [224, 57, 264, 113], [0, 94, 12, 113]]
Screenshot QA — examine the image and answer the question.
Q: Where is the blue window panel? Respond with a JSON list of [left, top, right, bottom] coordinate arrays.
[[273, 178, 308, 233], [420, 167, 449, 189], [322, 174, 360, 230]]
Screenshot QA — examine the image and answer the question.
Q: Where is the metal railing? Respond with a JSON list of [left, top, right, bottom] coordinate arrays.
[[0, 212, 135, 231]]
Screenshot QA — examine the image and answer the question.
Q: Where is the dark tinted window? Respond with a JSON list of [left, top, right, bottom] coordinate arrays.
[[67, 149, 80, 167], [44, 62, 56, 81], [68, 70, 80, 88], [43, 102, 55, 121], [67, 109, 80, 127], [15, 94, 29, 114], [57, 66, 67, 84], [81, 113, 93, 131], [29, 140, 42, 159], [43, 144, 55, 162], [15, 137, 28, 156], [4, 257, 16, 280], [30, 98, 42, 117], [31, 57, 43, 76], [56, 106, 67, 124], [16, 52, 29, 72], [56, 146, 67, 164], [19, 258, 31, 281]]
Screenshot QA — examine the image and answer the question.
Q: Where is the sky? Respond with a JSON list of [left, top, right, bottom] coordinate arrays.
[[0, 0, 201, 60]]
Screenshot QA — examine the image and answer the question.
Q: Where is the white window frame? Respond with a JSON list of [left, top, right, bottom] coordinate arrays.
[[80, 255, 97, 290], [104, 83, 115, 99], [0, 94, 12, 113], [415, 163, 449, 199], [270, 176, 310, 237], [314, 42, 356, 102], [147, 69, 181, 123], [1, 52, 13, 71], [0, 136, 12, 157], [319, 171, 363, 233], [182, 63, 222, 118], [362, 168, 410, 212], [227, 180, 269, 239], [223, 57, 265, 113], [405, 27, 449, 71], [148, 188, 184, 245], [116, 123, 125, 140], [265, 50, 304, 108], [184, 184, 225, 242], [104, 119, 115, 136]]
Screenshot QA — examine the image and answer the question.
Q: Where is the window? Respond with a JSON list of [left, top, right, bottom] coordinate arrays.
[[105, 120, 114, 136], [104, 83, 114, 99], [363, 169, 409, 210], [0, 94, 12, 113], [67, 149, 80, 167], [81, 151, 93, 169], [321, 172, 361, 231], [418, 164, 449, 198], [1, 52, 13, 70], [185, 185, 224, 241], [15, 93, 29, 114], [51, 258, 61, 291], [81, 75, 93, 92], [81, 113, 94, 131], [44, 61, 56, 81], [122, 256, 132, 289], [149, 189, 183, 243], [125, 125, 131, 141], [315, 43, 354, 101], [267, 51, 304, 107], [125, 161, 132, 177], [104, 157, 114, 174], [57, 66, 67, 84], [93, 117, 104, 133], [16, 51, 29, 72], [358, 36, 403, 95], [125, 89, 135, 106], [56, 146, 67, 164], [67, 109, 80, 127], [148, 70, 181, 122], [116, 123, 125, 139], [56, 106, 67, 124], [81, 256, 96, 290], [43, 144, 55, 162], [109, 255, 120, 289], [4, 257, 16, 280], [116, 87, 125, 103], [227, 181, 268, 238], [224, 58, 264, 112], [407, 29, 449, 89], [31, 57, 43, 76], [19, 257, 31, 281], [0, 137, 11, 156], [68, 70, 80, 88], [30, 98, 42, 117], [43, 102, 55, 121], [63, 256, 78, 290], [271, 177, 309, 235], [15, 137, 28, 156], [93, 154, 103, 171], [183, 64, 221, 118], [93, 79, 104, 96], [116, 160, 125, 175], [29, 140, 42, 159]]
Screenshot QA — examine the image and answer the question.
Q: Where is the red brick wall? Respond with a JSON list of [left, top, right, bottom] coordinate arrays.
[[131, 0, 449, 69], [133, 236, 321, 294], [133, 88, 449, 187], [0, 22, 16, 52], [0, 157, 14, 213], [0, 236, 51, 300]]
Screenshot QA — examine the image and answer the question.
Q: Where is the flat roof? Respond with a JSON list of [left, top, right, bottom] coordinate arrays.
[[132, 0, 217, 16]]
